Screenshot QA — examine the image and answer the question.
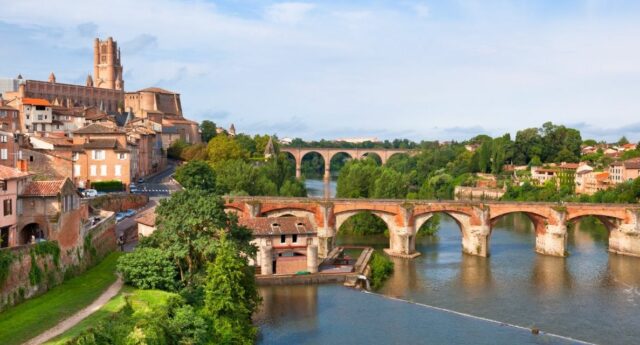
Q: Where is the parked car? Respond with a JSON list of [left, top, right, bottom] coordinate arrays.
[[137, 178, 145, 184], [83, 189, 98, 198], [115, 212, 126, 222], [124, 209, 137, 217]]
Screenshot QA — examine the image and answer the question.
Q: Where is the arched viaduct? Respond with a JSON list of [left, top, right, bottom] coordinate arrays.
[[224, 196, 640, 260], [280, 147, 415, 180]]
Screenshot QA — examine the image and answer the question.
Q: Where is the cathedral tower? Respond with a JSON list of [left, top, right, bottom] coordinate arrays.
[[93, 37, 124, 90]]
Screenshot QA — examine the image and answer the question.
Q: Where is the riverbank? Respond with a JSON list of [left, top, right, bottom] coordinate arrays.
[[0, 253, 121, 345]]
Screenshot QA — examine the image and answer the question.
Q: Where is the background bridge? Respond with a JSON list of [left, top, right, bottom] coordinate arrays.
[[280, 147, 416, 180]]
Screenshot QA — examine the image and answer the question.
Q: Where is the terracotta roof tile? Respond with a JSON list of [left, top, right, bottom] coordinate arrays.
[[0, 165, 30, 180], [238, 217, 315, 236], [21, 180, 65, 197], [135, 209, 156, 227], [73, 123, 123, 134], [22, 98, 51, 106]]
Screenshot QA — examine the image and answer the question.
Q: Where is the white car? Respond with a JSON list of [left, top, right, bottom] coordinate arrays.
[[83, 189, 98, 198]]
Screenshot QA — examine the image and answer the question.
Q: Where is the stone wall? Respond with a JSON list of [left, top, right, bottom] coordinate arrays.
[[0, 213, 116, 310], [89, 194, 148, 212]]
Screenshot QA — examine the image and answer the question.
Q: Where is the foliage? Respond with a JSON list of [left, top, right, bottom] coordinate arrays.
[[90, 180, 123, 192], [174, 160, 218, 193], [204, 233, 260, 345], [168, 139, 189, 160], [0, 250, 13, 288], [117, 248, 177, 290], [417, 214, 441, 236], [200, 120, 217, 143], [207, 134, 246, 167], [339, 212, 387, 235], [368, 251, 394, 290], [64, 290, 210, 345], [139, 189, 254, 286], [0, 253, 121, 345]]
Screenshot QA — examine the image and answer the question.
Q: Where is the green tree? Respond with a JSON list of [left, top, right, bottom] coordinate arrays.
[[174, 160, 218, 193], [207, 135, 246, 167], [117, 248, 176, 290], [204, 233, 260, 345], [168, 139, 189, 160], [140, 189, 253, 285], [618, 136, 630, 146], [372, 168, 408, 199], [200, 120, 217, 143], [336, 159, 379, 198]]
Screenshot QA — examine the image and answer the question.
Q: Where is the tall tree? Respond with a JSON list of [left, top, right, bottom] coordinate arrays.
[[207, 135, 246, 167], [200, 120, 217, 143], [204, 233, 260, 345]]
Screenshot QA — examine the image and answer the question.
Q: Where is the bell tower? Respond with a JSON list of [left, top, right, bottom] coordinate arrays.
[[93, 37, 124, 90]]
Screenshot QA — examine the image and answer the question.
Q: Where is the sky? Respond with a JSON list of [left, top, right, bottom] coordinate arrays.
[[1, 0, 640, 142]]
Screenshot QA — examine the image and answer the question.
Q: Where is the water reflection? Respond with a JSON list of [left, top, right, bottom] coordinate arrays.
[[256, 285, 318, 330]]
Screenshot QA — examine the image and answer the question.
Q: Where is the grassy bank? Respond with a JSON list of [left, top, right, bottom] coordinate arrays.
[[0, 252, 121, 345], [45, 288, 176, 345]]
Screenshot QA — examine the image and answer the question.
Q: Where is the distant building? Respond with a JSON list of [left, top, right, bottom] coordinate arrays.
[[334, 137, 379, 144], [609, 158, 640, 184], [0, 165, 30, 248]]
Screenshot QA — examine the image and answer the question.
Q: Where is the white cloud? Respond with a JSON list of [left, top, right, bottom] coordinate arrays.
[[264, 2, 316, 24], [1, 1, 640, 141]]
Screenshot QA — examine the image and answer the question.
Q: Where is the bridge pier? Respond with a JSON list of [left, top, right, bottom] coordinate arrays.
[[535, 224, 567, 257], [386, 226, 420, 258], [462, 225, 491, 257], [317, 226, 335, 259], [609, 223, 640, 257]]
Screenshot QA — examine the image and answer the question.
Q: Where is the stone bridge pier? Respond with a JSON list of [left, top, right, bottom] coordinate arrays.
[[533, 209, 568, 257], [608, 211, 640, 257]]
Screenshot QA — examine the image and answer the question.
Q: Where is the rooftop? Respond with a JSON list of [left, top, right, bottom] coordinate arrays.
[[0, 165, 30, 180], [238, 217, 316, 236], [21, 180, 65, 197], [73, 123, 123, 134], [22, 98, 51, 106], [134, 87, 178, 95]]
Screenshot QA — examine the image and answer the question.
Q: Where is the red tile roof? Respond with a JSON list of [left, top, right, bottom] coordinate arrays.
[[22, 98, 51, 106], [238, 217, 315, 236], [21, 180, 65, 197], [0, 165, 30, 180], [135, 209, 156, 227], [73, 123, 123, 134]]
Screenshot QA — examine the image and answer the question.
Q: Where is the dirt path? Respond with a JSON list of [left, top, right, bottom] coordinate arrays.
[[23, 277, 123, 345]]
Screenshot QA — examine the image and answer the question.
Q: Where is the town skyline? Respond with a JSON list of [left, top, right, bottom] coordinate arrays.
[[2, 1, 640, 141]]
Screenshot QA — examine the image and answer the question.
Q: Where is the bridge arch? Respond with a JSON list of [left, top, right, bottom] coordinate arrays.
[[359, 152, 383, 165], [490, 211, 549, 235], [335, 209, 396, 234]]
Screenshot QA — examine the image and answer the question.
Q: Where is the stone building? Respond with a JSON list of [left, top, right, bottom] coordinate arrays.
[[124, 87, 200, 145], [239, 217, 318, 275]]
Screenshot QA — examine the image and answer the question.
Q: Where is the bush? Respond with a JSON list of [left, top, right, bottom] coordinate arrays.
[[91, 180, 123, 192], [117, 248, 177, 290], [369, 251, 394, 290]]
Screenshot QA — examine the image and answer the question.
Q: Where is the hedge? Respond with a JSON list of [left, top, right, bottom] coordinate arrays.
[[91, 180, 124, 192]]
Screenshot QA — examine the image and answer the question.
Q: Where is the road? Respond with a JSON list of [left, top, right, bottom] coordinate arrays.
[[115, 161, 180, 251]]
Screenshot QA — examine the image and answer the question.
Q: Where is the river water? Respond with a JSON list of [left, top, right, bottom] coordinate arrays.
[[254, 180, 640, 344]]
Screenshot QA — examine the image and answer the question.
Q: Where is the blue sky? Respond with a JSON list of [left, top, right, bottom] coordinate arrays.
[[1, 0, 640, 142]]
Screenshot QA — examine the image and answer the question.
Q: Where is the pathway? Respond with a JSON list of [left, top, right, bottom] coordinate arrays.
[[23, 277, 124, 345]]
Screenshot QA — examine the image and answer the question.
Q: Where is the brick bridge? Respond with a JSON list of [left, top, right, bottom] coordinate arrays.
[[280, 147, 415, 179], [224, 196, 640, 259]]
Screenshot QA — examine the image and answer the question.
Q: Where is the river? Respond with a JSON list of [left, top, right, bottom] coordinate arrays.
[[254, 179, 640, 344]]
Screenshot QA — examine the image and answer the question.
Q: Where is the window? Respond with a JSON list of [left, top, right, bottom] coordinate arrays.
[[114, 165, 121, 176], [73, 164, 80, 176], [1, 181, 6, 191], [118, 153, 126, 160], [90, 165, 97, 176], [292, 234, 298, 243], [3, 199, 12, 216], [92, 150, 105, 160], [72, 152, 79, 161], [280, 235, 286, 243], [37, 115, 43, 121], [35, 105, 45, 111], [0, 149, 6, 160], [100, 165, 107, 176], [0, 135, 6, 143]]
